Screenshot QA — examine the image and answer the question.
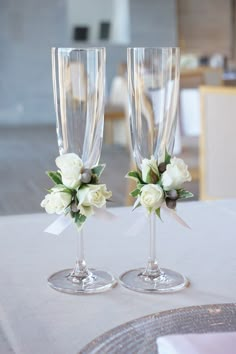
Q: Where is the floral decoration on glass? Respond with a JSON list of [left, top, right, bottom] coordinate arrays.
[[43, 47, 117, 294], [126, 152, 193, 217], [41, 153, 112, 230], [119, 47, 192, 294]]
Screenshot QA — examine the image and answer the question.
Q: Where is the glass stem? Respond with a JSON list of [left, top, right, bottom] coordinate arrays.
[[76, 228, 86, 271], [143, 213, 161, 278], [70, 228, 91, 281], [149, 212, 156, 264]]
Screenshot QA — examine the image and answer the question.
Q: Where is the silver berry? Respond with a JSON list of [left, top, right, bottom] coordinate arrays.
[[167, 189, 178, 200], [71, 202, 78, 212], [81, 169, 92, 183]]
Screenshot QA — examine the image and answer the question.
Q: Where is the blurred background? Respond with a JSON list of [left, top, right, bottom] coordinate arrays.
[[1, 0, 236, 215]]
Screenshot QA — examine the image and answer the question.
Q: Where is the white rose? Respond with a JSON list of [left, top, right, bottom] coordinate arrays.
[[41, 187, 71, 214], [141, 156, 159, 183], [77, 184, 112, 216], [161, 157, 192, 191], [55, 153, 83, 189], [79, 204, 94, 218], [140, 184, 164, 212]]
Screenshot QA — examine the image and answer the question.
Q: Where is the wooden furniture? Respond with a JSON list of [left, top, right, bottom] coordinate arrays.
[[177, 0, 232, 57], [180, 67, 223, 89], [200, 86, 236, 199], [179, 68, 223, 186], [104, 103, 126, 144], [223, 72, 236, 86]]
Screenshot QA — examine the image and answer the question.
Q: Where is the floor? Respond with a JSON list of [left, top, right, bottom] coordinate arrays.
[[0, 126, 199, 215]]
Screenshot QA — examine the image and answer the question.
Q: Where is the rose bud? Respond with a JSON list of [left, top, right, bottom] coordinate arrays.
[[166, 197, 176, 209], [166, 189, 178, 200], [158, 162, 167, 173], [81, 169, 92, 183], [150, 170, 158, 184]]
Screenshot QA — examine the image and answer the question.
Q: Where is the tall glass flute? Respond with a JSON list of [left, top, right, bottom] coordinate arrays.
[[48, 48, 116, 294], [120, 47, 188, 293]]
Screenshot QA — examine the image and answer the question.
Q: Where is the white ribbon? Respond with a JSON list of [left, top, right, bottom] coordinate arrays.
[[44, 214, 72, 235], [93, 206, 117, 220], [126, 204, 191, 237], [162, 205, 191, 229], [125, 208, 148, 237], [44, 207, 116, 236]]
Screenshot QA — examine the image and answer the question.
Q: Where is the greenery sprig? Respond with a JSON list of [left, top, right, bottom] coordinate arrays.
[[126, 151, 193, 218], [41, 153, 112, 230]]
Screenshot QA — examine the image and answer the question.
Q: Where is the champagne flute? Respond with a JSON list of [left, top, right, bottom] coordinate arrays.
[[48, 47, 116, 294], [120, 47, 188, 293]]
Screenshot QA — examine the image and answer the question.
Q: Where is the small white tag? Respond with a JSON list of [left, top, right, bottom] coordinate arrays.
[[44, 215, 72, 235], [93, 206, 117, 221], [162, 205, 191, 229], [44, 207, 116, 235], [125, 208, 147, 237]]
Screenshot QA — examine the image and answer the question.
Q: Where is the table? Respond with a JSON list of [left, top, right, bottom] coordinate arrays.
[[1, 200, 236, 353]]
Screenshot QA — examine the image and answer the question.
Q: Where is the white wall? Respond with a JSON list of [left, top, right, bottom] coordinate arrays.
[[0, 0, 68, 124], [0, 0, 177, 125], [68, 0, 130, 44], [68, 0, 113, 43]]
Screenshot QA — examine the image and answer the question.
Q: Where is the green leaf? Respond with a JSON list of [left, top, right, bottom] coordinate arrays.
[[130, 188, 140, 197], [58, 185, 72, 193], [178, 189, 194, 200], [78, 214, 87, 223], [164, 149, 171, 165], [73, 212, 87, 230], [46, 171, 62, 185], [70, 210, 75, 218], [64, 208, 71, 216], [156, 179, 163, 187], [132, 196, 141, 211], [91, 164, 105, 178], [126, 170, 142, 182], [155, 208, 162, 220], [48, 184, 72, 194], [133, 202, 141, 211], [89, 175, 99, 184], [74, 212, 86, 224]]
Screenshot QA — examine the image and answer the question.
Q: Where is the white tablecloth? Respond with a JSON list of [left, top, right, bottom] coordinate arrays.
[[0, 200, 236, 353]]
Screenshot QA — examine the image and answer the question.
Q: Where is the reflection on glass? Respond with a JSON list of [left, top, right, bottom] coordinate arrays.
[[52, 47, 105, 167], [120, 47, 189, 294], [128, 47, 180, 168], [49, 48, 116, 294]]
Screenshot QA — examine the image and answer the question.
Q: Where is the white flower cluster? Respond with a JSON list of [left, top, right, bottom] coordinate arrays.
[[41, 153, 112, 228], [161, 157, 192, 191], [127, 154, 192, 215], [41, 185, 72, 214]]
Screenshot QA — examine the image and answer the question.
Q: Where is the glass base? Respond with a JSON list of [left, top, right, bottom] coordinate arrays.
[[48, 268, 117, 294], [119, 267, 189, 294]]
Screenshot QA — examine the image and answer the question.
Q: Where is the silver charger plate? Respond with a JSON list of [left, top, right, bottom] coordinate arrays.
[[79, 303, 236, 354]]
